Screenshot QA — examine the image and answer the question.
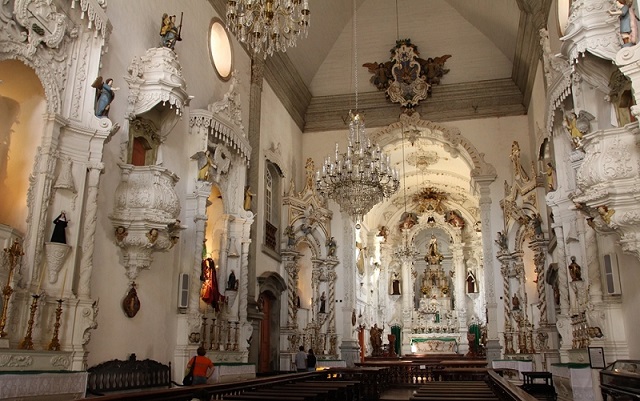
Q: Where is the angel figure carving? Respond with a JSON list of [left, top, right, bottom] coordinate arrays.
[[417, 54, 452, 86], [362, 61, 393, 90], [191, 150, 214, 181], [565, 110, 594, 148]]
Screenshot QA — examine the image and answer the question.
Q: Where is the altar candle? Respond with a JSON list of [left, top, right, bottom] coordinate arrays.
[[36, 262, 46, 294], [59, 269, 67, 299]]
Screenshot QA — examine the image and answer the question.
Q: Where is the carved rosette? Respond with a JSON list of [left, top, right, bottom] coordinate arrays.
[[574, 125, 640, 260], [109, 164, 181, 280]]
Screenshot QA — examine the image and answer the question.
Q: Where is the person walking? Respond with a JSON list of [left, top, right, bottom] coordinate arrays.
[[295, 346, 307, 372], [307, 349, 316, 372], [187, 347, 215, 385]]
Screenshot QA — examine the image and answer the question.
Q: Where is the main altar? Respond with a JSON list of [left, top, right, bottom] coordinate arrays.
[[359, 187, 487, 358]]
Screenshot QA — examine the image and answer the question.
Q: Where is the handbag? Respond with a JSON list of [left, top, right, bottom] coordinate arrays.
[[182, 357, 195, 386]]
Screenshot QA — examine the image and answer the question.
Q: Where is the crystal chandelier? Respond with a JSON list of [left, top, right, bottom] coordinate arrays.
[[226, 0, 310, 58], [315, 0, 399, 224]]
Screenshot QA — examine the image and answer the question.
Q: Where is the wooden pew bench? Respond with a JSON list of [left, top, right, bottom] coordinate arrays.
[[86, 354, 172, 396]]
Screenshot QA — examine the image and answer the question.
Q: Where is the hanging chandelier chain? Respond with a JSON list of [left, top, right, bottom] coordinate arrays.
[[353, 0, 359, 112]]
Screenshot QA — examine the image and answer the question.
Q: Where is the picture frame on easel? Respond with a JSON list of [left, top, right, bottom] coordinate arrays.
[[588, 346, 606, 369]]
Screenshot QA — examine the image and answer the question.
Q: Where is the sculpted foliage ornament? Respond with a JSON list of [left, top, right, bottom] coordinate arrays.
[[363, 39, 451, 110]]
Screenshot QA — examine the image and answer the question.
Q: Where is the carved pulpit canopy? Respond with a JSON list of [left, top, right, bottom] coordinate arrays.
[[363, 39, 451, 110]]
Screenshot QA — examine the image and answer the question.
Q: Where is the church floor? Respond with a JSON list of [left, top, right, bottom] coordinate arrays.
[[379, 387, 417, 401]]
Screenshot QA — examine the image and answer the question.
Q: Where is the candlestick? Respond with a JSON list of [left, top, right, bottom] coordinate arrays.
[[0, 240, 23, 338], [36, 261, 46, 294], [18, 294, 40, 349], [59, 269, 67, 299], [47, 299, 64, 351]]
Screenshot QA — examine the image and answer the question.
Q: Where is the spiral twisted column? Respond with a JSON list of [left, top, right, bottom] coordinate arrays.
[[282, 253, 300, 328], [530, 241, 548, 324]]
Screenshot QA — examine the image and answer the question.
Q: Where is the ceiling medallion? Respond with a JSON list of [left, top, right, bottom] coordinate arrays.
[[364, 39, 451, 110], [406, 150, 440, 170]]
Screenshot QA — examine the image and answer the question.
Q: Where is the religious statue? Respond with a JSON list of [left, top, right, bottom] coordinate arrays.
[[160, 13, 182, 49], [495, 231, 508, 252], [326, 237, 337, 257], [190, 150, 214, 181], [227, 270, 238, 290], [369, 324, 383, 356], [445, 210, 465, 228], [244, 186, 254, 211], [285, 225, 296, 247], [530, 213, 543, 238], [390, 272, 401, 295], [114, 226, 127, 243], [91, 77, 119, 118], [377, 226, 389, 242], [466, 270, 477, 293], [387, 333, 397, 357], [610, 0, 638, 47], [146, 228, 159, 244], [319, 291, 326, 314], [564, 110, 594, 148], [511, 294, 521, 310], [545, 162, 556, 191], [568, 256, 582, 282], [426, 234, 444, 265], [50, 212, 69, 244], [356, 242, 366, 275], [597, 205, 615, 225], [399, 211, 418, 230]]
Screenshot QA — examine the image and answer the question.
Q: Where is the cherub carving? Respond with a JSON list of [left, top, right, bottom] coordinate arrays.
[[362, 61, 393, 90], [417, 55, 452, 87]]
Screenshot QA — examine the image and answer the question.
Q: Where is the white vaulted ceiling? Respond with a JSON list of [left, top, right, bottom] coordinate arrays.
[[286, 0, 521, 97]]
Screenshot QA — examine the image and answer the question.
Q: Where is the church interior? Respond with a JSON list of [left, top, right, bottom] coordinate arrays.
[[1, 0, 640, 400]]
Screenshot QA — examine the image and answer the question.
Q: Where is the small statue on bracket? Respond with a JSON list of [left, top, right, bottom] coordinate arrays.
[[568, 256, 582, 282], [51, 212, 69, 244], [326, 237, 337, 257], [160, 13, 183, 49]]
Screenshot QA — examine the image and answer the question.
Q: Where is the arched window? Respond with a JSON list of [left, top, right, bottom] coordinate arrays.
[[263, 161, 281, 255]]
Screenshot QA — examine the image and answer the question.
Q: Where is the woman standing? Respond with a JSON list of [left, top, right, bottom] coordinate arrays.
[[307, 349, 316, 372], [187, 347, 215, 385]]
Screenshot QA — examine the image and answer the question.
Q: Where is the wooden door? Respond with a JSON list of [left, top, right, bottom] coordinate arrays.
[[258, 293, 272, 373]]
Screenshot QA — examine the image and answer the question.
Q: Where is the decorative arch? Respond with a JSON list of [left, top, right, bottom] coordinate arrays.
[[0, 52, 63, 114], [368, 112, 497, 182], [258, 271, 287, 296]]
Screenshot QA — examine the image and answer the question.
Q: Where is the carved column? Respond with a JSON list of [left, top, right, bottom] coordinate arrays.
[[237, 212, 254, 359], [450, 243, 468, 352], [246, 57, 265, 311], [339, 219, 359, 367], [530, 240, 549, 325], [282, 252, 301, 329], [187, 182, 212, 323], [476, 177, 500, 360], [326, 262, 338, 334], [77, 162, 104, 298]]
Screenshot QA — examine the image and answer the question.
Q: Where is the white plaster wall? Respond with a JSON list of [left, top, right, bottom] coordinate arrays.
[[616, 248, 640, 357], [254, 82, 303, 284], [86, 0, 252, 366]]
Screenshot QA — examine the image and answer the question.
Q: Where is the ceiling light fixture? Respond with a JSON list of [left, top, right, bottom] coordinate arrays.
[[226, 0, 310, 58], [315, 0, 399, 226]]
